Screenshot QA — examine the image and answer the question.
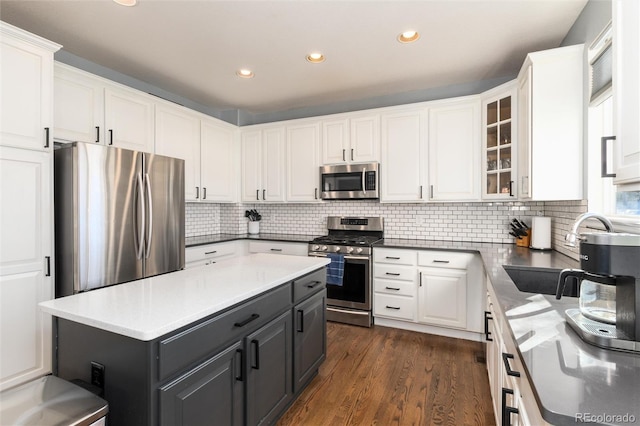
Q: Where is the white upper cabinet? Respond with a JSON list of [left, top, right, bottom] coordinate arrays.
[[612, 0, 640, 186], [241, 126, 286, 202], [380, 108, 428, 202], [104, 84, 155, 153], [482, 82, 517, 200], [428, 97, 481, 201], [155, 102, 201, 201], [54, 63, 104, 144], [286, 122, 321, 202], [321, 114, 380, 165], [1, 22, 60, 152], [200, 118, 238, 202], [517, 44, 584, 200]]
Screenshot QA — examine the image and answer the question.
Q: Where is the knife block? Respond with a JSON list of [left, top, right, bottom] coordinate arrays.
[[516, 230, 531, 247]]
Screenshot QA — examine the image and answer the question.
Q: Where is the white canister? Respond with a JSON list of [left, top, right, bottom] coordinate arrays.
[[248, 221, 260, 235], [530, 217, 551, 250]]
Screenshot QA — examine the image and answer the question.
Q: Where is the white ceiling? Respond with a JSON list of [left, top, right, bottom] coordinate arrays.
[[0, 0, 588, 116]]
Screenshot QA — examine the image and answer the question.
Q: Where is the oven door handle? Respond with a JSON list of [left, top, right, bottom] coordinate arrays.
[[308, 253, 370, 260]]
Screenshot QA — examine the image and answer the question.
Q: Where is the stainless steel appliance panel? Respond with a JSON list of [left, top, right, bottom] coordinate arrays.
[[320, 163, 379, 200], [143, 153, 185, 277]]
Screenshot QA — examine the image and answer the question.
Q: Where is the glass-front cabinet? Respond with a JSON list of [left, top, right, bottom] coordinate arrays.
[[482, 83, 517, 199]]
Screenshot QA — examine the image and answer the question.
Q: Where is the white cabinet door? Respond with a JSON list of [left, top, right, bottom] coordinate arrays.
[[0, 147, 53, 391], [380, 109, 427, 202], [262, 127, 286, 202], [417, 268, 467, 329], [286, 122, 321, 202], [155, 103, 201, 201], [321, 119, 348, 164], [428, 98, 481, 201], [0, 23, 59, 152], [613, 0, 640, 185], [517, 67, 532, 198], [350, 114, 380, 163], [201, 118, 237, 202], [104, 85, 155, 153], [241, 130, 263, 202], [53, 63, 104, 144]]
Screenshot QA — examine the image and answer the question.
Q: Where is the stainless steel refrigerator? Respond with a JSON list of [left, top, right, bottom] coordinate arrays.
[[54, 142, 185, 297]]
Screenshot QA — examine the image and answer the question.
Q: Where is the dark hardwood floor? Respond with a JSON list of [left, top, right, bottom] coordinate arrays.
[[278, 322, 495, 426]]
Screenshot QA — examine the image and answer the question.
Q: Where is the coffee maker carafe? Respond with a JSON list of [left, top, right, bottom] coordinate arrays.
[[556, 213, 640, 352]]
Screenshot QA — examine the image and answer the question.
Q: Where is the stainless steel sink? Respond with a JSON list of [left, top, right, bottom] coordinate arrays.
[[503, 265, 578, 297]]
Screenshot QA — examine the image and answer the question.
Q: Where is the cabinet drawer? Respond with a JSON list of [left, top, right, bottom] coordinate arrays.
[[374, 278, 416, 297], [374, 264, 416, 282], [248, 241, 307, 256], [186, 241, 239, 263], [374, 294, 416, 321], [417, 250, 474, 269], [373, 248, 417, 266], [158, 284, 291, 382], [292, 268, 326, 304]]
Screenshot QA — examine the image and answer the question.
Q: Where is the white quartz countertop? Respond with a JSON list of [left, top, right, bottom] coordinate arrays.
[[39, 254, 330, 341]]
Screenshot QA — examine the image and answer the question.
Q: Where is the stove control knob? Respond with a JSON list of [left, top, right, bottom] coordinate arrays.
[[312, 245, 320, 251], [347, 247, 354, 254], [334, 246, 341, 252], [322, 245, 328, 251], [355, 247, 363, 254]]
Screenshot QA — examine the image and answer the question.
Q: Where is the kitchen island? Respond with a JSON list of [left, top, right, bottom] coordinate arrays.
[[39, 253, 330, 426]]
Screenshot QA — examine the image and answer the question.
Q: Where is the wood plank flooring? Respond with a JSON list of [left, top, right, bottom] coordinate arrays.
[[278, 322, 495, 426]]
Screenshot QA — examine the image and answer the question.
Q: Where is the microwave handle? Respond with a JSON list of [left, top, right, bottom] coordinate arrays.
[[362, 167, 366, 195]]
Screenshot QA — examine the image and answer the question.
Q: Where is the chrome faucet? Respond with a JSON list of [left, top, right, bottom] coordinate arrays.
[[565, 212, 615, 247]]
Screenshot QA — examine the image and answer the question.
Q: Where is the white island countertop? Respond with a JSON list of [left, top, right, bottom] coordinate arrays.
[[39, 253, 330, 341]]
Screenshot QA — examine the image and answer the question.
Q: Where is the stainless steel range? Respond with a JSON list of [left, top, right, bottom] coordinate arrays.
[[308, 217, 383, 327]]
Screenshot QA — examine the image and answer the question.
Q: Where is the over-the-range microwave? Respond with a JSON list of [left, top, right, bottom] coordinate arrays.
[[319, 162, 379, 200]]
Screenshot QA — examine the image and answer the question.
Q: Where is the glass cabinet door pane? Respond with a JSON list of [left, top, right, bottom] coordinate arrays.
[[487, 151, 498, 171], [487, 101, 498, 124], [499, 123, 511, 145], [487, 126, 497, 148], [499, 97, 511, 120], [499, 147, 511, 169], [487, 174, 498, 194], [499, 172, 512, 195]]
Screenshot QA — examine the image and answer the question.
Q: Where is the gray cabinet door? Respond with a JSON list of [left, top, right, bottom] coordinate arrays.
[[159, 341, 243, 426], [293, 290, 326, 392], [245, 311, 293, 426]]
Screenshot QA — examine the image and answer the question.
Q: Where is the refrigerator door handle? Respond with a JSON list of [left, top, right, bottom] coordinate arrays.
[[134, 172, 145, 260], [144, 172, 153, 259]]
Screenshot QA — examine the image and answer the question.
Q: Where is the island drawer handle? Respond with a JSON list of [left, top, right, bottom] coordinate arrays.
[[502, 353, 521, 377], [385, 272, 401, 276], [234, 313, 260, 328], [305, 280, 323, 289], [204, 250, 217, 255], [385, 286, 400, 291]]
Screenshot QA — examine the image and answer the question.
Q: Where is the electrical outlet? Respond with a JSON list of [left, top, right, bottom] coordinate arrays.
[[91, 361, 105, 390]]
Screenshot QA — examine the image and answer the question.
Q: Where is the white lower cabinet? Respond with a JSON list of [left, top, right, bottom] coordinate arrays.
[[185, 241, 245, 268], [247, 241, 307, 256], [373, 247, 483, 337]]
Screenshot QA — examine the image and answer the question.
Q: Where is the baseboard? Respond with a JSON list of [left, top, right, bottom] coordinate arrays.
[[373, 317, 484, 342]]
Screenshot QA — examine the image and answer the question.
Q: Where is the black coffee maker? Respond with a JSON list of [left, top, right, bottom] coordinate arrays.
[[556, 213, 640, 352]]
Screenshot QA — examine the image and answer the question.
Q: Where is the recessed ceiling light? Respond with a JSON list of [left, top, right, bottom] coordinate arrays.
[[398, 30, 420, 43], [113, 0, 137, 6], [236, 69, 254, 78], [306, 52, 325, 63]]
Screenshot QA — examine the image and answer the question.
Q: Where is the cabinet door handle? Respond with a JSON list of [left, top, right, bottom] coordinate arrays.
[[509, 181, 514, 197], [235, 349, 244, 381], [270, 248, 283, 252], [419, 185, 423, 199], [419, 271, 422, 287], [385, 256, 400, 260], [385, 272, 400, 276], [484, 311, 493, 341], [256, 189, 259, 201], [251, 339, 260, 370], [430, 185, 434, 199], [305, 280, 323, 289], [315, 188, 318, 199], [342, 149, 346, 161], [432, 260, 450, 264], [601, 136, 617, 177], [204, 250, 217, 255], [108, 129, 113, 145], [502, 353, 521, 377], [95, 126, 100, 143], [351, 148, 354, 161], [262, 189, 266, 200], [203, 187, 207, 200], [501, 387, 518, 426], [385, 305, 401, 310], [44, 127, 50, 148], [44, 256, 51, 277], [195, 187, 199, 199], [234, 313, 260, 328], [297, 310, 304, 332], [385, 286, 400, 291]]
